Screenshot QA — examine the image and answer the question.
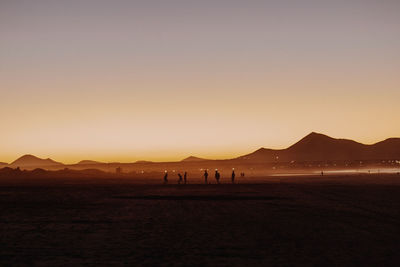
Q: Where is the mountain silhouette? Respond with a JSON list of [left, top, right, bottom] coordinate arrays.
[[135, 160, 153, 163], [77, 160, 103, 165], [181, 156, 208, 162], [239, 132, 400, 162], [2, 133, 400, 170], [10, 155, 63, 168]]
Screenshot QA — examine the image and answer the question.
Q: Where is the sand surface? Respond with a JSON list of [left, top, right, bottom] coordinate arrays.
[[1, 174, 400, 266]]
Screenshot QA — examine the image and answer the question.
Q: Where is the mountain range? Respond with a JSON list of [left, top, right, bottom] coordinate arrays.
[[9, 154, 63, 168], [238, 132, 400, 162], [2, 132, 400, 169]]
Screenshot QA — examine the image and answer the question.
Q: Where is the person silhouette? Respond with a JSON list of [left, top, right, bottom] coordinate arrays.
[[231, 169, 235, 184], [178, 173, 183, 184], [184, 172, 187, 184], [204, 170, 208, 184], [215, 170, 220, 184], [164, 171, 168, 184]]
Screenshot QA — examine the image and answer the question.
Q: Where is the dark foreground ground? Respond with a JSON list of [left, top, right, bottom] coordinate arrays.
[[1, 174, 400, 266]]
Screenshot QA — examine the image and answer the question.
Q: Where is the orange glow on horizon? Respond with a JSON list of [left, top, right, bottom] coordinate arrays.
[[1, 1, 400, 164]]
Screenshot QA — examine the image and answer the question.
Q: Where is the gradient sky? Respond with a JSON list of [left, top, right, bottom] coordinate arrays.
[[1, 0, 400, 163]]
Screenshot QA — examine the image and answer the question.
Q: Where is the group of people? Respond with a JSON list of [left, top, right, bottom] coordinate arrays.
[[163, 171, 187, 184], [163, 169, 243, 184]]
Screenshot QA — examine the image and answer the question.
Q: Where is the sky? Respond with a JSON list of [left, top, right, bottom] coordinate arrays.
[[1, 0, 400, 163]]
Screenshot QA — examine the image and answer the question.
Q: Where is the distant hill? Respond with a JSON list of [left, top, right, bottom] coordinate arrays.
[[77, 160, 103, 165], [238, 132, 400, 162], [135, 160, 153, 164], [181, 156, 208, 162], [369, 138, 400, 158], [3, 133, 400, 170], [0, 162, 7, 167], [10, 155, 64, 169]]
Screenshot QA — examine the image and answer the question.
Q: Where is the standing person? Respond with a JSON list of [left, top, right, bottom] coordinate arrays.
[[178, 173, 183, 184], [164, 171, 168, 184], [231, 169, 235, 184], [215, 170, 220, 184], [184, 172, 187, 184], [204, 170, 208, 184]]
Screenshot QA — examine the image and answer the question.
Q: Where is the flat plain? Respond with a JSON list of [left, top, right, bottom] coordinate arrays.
[[1, 174, 400, 266]]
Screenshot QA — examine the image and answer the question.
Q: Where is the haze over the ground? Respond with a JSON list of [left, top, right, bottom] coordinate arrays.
[[1, 0, 400, 163]]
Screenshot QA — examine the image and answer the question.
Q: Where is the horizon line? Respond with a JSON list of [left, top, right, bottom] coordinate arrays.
[[2, 132, 399, 165]]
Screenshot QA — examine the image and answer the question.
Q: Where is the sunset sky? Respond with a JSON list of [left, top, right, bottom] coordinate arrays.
[[1, 0, 400, 163]]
